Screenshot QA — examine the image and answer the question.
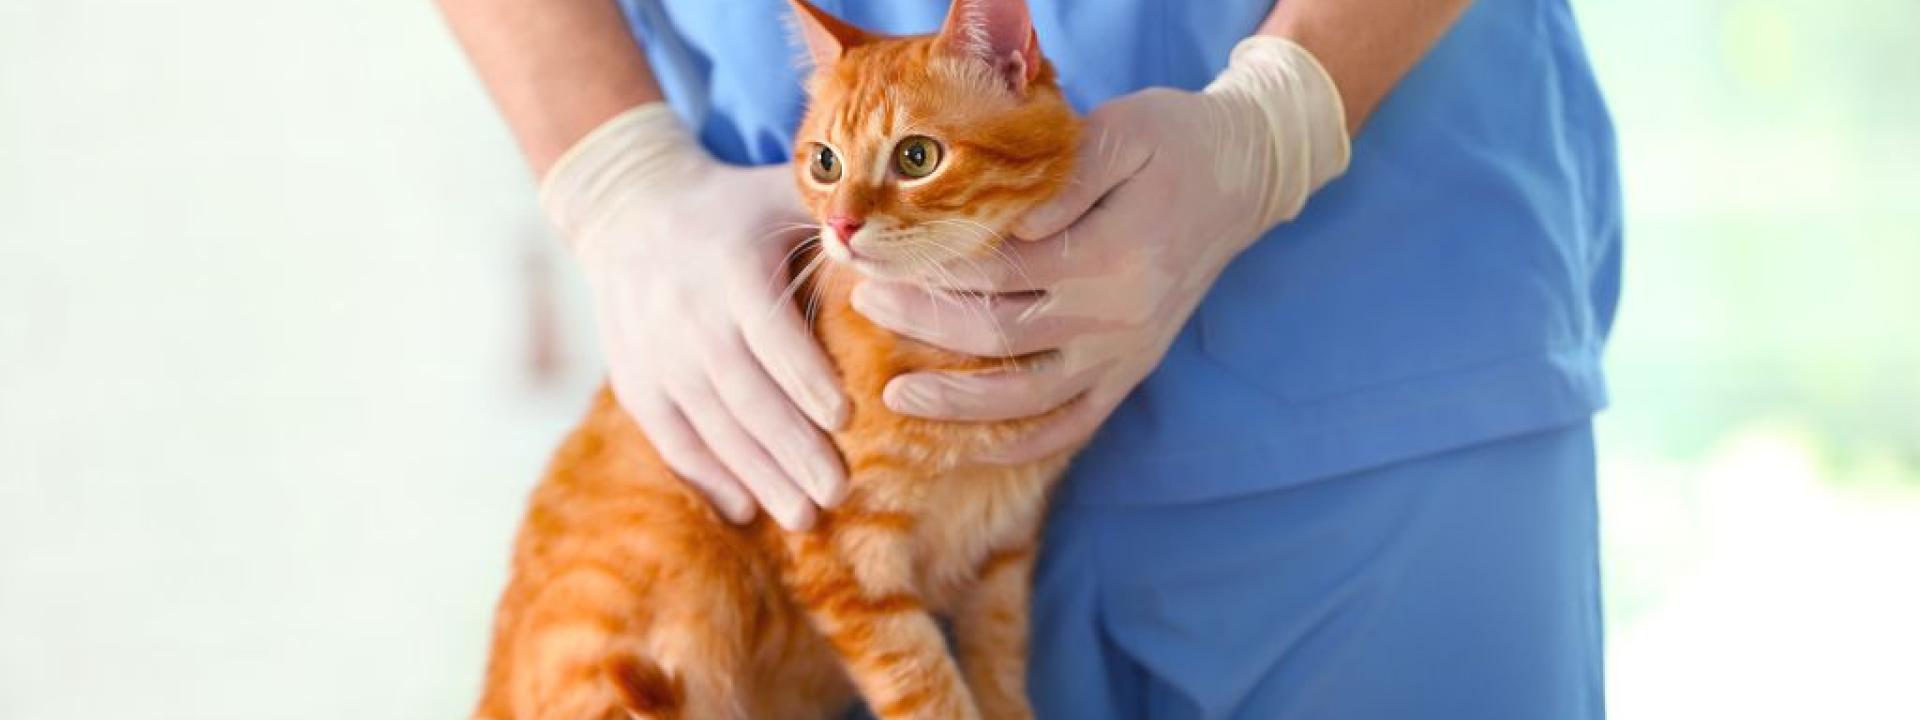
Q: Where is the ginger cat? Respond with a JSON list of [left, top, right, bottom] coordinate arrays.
[[474, 1, 1081, 718]]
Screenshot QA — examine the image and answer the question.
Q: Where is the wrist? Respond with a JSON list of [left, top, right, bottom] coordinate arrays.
[[538, 103, 713, 260], [1203, 36, 1351, 229]]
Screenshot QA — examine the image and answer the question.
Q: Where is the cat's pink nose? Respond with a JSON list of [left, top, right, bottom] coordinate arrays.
[[827, 215, 865, 244]]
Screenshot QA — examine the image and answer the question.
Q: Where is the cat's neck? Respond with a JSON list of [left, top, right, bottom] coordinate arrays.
[[807, 269, 1019, 423]]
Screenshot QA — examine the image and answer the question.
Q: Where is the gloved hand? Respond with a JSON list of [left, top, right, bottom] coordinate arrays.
[[542, 103, 848, 529], [850, 36, 1351, 462]]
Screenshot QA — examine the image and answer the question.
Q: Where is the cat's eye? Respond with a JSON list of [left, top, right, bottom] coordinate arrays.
[[894, 136, 942, 179], [809, 144, 842, 183]]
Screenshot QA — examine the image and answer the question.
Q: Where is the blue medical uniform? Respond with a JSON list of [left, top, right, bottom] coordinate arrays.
[[620, 0, 1619, 717]]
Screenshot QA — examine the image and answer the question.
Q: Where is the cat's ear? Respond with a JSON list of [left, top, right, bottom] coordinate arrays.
[[789, 0, 872, 67], [934, 0, 1043, 95]]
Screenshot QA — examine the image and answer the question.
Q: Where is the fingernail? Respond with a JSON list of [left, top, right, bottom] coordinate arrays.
[[884, 378, 939, 416], [802, 452, 847, 507], [724, 497, 756, 525], [822, 392, 850, 430], [783, 505, 817, 532], [804, 386, 849, 431], [813, 471, 848, 508]]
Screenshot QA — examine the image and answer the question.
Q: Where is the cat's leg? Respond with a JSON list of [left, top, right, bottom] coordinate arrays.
[[953, 545, 1038, 720], [782, 520, 982, 720]]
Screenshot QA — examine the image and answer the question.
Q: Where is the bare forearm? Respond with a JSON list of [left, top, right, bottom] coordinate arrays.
[[1259, 0, 1473, 133], [437, 0, 663, 175]]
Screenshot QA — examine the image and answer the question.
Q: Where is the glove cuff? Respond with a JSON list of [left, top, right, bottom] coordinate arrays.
[[537, 103, 710, 261], [1204, 35, 1352, 228]]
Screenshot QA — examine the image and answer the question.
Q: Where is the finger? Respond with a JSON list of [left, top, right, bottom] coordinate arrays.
[[914, 227, 1089, 293], [1041, 166, 1169, 250], [930, 180, 1159, 294], [706, 332, 848, 508], [980, 391, 1116, 465], [903, 184, 1160, 345], [965, 171, 1171, 328], [882, 360, 1098, 422], [851, 280, 1098, 357], [671, 379, 819, 531], [626, 395, 757, 523], [1012, 115, 1152, 241], [737, 270, 851, 432]]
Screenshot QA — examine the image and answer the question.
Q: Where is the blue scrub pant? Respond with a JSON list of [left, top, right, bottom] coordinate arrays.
[[1029, 422, 1605, 720]]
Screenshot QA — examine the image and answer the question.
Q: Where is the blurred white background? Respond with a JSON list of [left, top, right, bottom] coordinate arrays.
[[2, 1, 599, 716], [2, 1, 1916, 719]]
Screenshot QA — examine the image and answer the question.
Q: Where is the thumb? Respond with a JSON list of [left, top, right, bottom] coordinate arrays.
[[1012, 118, 1151, 241]]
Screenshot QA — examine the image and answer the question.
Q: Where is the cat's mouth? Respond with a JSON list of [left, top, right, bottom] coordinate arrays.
[[818, 219, 999, 282], [816, 223, 881, 276]]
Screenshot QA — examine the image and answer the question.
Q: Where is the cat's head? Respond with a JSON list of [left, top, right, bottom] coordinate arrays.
[[789, 0, 1078, 281]]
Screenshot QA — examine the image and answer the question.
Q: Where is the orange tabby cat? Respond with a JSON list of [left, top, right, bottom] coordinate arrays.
[[473, 1, 1080, 718]]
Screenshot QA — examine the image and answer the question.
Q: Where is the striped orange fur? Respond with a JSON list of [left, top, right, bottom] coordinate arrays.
[[473, 2, 1081, 719]]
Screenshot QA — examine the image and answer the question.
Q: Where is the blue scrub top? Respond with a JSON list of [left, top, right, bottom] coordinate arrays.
[[619, 0, 1621, 505]]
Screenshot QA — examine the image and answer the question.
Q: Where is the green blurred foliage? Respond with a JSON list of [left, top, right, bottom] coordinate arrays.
[[1579, 0, 1920, 476]]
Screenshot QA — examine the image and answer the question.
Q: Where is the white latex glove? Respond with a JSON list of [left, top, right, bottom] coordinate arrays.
[[543, 103, 849, 529], [850, 36, 1350, 463]]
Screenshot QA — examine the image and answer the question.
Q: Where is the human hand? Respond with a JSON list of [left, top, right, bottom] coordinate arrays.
[[542, 104, 849, 529], [850, 37, 1350, 463]]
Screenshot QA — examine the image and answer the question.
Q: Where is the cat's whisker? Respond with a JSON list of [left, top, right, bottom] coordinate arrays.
[[905, 236, 1018, 359], [919, 221, 1041, 297], [775, 233, 822, 267], [804, 262, 833, 331], [904, 244, 975, 343], [909, 229, 994, 282], [763, 235, 824, 302], [896, 243, 951, 340], [938, 241, 1025, 358], [972, 238, 1042, 293], [757, 221, 822, 242], [896, 237, 977, 344], [926, 217, 1009, 245], [766, 247, 829, 327], [924, 217, 1035, 282]]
